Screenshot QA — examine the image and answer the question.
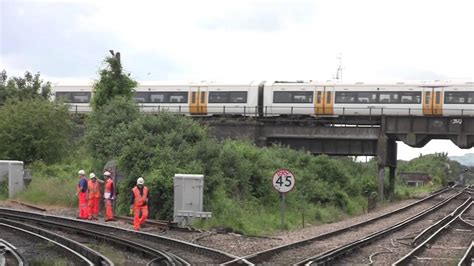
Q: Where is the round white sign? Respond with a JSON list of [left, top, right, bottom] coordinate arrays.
[[272, 168, 296, 193]]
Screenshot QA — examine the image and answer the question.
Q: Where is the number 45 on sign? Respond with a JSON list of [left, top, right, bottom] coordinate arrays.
[[272, 168, 296, 193]]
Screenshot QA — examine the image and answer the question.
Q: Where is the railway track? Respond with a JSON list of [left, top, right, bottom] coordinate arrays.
[[0, 207, 242, 265], [224, 186, 460, 265], [0, 239, 25, 266], [300, 189, 470, 265], [0, 220, 98, 265], [331, 194, 472, 265], [394, 200, 473, 265]]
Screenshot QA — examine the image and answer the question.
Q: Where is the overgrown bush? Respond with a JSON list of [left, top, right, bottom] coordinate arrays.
[[0, 99, 73, 164]]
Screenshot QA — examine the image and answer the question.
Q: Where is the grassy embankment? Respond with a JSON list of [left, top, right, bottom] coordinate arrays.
[[12, 114, 450, 236]]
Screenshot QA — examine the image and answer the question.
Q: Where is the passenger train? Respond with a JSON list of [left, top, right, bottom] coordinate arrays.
[[51, 80, 474, 117]]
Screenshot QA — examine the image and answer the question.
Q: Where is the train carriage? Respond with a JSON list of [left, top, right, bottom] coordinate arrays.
[[263, 81, 316, 116], [52, 83, 93, 114], [332, 84, 424, 117], [442, 84, 474, 116], [50, 80, 474, 118], [134, 82, 191, 114], [206, 81, 260, 116]]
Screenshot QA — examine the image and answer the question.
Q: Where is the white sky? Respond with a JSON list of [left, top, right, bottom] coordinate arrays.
[[1, 0, 474, 160]]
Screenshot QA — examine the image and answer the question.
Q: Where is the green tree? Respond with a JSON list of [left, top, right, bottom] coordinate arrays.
[[85, 97, 140, 167], [0, 70, 51, 104], [0, 99, 73, 164], [91, 52, 137, 111]]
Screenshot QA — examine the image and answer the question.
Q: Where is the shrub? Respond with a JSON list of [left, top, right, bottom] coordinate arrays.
[[0, 99, 73, 164]]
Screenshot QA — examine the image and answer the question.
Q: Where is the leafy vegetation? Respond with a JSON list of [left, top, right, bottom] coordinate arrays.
[[84, 98, 387, 234], [0, 70, 51, 104], [91, 54, 137, 111], [0, 99, 73, 164], [15, 144, 95, 206], [397, 152, 464, 186]]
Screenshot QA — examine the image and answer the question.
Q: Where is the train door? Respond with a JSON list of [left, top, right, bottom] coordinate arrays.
[[189, 86, 208, 115], [423, 87, 443, 116], [315, 87, 324, 115], [323, 87, 334, 115], [433, 87, 443, 115]]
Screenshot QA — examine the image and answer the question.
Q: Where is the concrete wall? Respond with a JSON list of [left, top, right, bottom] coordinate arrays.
[[0, 160, 25, 198]]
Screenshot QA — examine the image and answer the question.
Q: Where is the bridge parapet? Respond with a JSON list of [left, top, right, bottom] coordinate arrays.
[[383, 116, 474, 148]]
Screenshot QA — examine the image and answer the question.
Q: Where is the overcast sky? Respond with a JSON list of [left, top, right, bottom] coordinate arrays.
[[1, 0, 474, 160]]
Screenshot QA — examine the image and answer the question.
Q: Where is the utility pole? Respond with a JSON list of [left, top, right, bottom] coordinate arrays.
[[334, 53, 343, 80]]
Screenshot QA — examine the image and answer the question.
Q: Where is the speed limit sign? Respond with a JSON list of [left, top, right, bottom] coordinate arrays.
[[272, 168, 296, 193]]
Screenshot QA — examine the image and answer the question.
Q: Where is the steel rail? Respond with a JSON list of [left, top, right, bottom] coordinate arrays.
[[412, 197, 472, 246], [0, 213, 180, 265], [393, 200, 473, 265], [236, 187, 452, 264], [458, 241, 473, 266], [299, 190, 466, 265], [0, 239, 25, 266], [0, 222, 94, 265], [0, 218, 113, 266], [0, 207, 241, 264]]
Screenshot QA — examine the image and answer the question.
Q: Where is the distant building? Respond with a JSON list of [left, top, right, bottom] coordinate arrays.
[[400, 172, 432, 187]]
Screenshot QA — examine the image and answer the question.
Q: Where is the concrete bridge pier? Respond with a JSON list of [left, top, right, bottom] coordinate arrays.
[[377, 136, 397, 201]]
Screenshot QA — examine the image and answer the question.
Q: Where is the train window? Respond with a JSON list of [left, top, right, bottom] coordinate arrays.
[[209, 92, 228, 103], [356, 92, 377, 103], [191, 92, 196, 103], [136, 92, 188, 103], [209, 91, 248, 103], [273, 91, 313, 103], [317, 91, 322, 103], [379, 92, 399, 103], [133, 92, 150, 103], [335, 91, 357, 103], [468, 92, 474, 104], [150, 93, 165, 103], [435, 92, 441, 104], [425, 92, 431, 105], [170, 93, 188, 103], [326, 91, 331, 104], [229, 92, 247, 103], [444, 91, 474, 104], [55, 92, 91, 103], [400, 92, 421, 104]]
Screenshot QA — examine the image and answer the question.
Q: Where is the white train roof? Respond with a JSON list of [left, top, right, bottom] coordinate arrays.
[[51, 80, 473, 88]]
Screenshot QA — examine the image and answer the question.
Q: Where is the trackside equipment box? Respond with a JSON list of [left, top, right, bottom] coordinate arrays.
[[0, 160, 25, 198], [173, 174, 211, 226]]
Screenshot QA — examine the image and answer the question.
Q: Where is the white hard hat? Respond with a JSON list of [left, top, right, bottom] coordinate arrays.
[[78, 170, 85, 175], [137, 177, 144, 185], [103, 171, 111, 176], [89, 173, 96, 179]]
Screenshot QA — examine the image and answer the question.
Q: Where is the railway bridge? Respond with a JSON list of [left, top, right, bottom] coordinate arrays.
[[201, 115, 474, 200]]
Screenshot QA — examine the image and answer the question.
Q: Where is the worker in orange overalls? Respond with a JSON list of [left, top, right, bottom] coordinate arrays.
[[103, 171, 115, 221], [76, 170, 88, 219], [87, 173, 101, 220], [130, 177, 149, 231]]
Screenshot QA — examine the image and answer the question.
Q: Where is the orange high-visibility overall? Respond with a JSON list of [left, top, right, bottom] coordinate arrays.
[[77, 178, 88, 219], [132, 186, 149, 230], [104, 178, 114, 220], [87, 180, 101, 219]]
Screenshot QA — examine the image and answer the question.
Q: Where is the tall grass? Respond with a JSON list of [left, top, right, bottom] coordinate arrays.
[[394, 184, 441, 200], [193, 187, 366, 236], [14, 144, 95, 207]]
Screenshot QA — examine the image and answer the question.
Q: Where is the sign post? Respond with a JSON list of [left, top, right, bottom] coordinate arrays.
[[272, 168, 296, 228]]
